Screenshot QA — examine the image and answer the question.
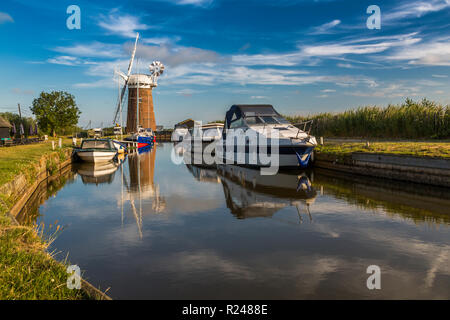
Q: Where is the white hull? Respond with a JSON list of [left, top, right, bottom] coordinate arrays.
[[77, 151, 117, 163], [216, 147, 313, 167]]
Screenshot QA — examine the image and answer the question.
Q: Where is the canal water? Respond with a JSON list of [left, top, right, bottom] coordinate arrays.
[[18, 143, 450, 299]]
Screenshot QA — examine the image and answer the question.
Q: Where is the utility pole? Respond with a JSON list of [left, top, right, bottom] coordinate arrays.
[[17, 103, 22, 119]]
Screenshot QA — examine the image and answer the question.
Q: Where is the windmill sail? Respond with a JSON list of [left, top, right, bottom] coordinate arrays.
[[113, 32, 140, 124]]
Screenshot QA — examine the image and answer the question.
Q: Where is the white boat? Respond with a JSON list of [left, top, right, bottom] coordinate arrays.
[[184, 122, 224, 154], [216, 105, 317, 168], [126, 125, 155, 148], [75, 138, 117, 163], [193, 122, 224, 142], [171, 127, 189, 142], [93, 128, 103, 138]]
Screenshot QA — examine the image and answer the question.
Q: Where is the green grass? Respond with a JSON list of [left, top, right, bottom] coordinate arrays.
[[0, 139, 72, 187], [0, 140, 90, 300], [286, 98, 450, 139], [316, 141, 450, 158], [0, 222, 88, 299]]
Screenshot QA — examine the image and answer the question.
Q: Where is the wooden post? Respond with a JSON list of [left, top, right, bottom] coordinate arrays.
[[52, 141, 55, 150], [320, 137, 324, 145], [59, 138, 62, 148]]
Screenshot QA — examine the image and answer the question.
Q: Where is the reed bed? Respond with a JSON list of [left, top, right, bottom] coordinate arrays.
[[286, 98, 450, 139]]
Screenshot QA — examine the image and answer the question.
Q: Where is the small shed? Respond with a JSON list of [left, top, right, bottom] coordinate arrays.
[[0, 116, 12, 139]]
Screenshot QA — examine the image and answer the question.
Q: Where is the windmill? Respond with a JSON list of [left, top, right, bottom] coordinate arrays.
[[113, 32, 165, 134]]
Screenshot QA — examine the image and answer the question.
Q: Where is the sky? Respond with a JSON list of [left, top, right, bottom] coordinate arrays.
[[0, 0, 449, 128]]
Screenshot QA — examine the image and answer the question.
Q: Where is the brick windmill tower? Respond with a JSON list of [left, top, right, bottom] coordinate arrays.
[[113, 33, 165, 134]]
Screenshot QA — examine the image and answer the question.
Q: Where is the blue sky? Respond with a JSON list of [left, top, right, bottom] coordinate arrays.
[[0, 0, 449, 127]]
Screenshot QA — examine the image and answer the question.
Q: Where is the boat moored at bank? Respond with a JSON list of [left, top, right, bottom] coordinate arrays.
[[216, 105, 317, 169], [74, 138, 118, 163]]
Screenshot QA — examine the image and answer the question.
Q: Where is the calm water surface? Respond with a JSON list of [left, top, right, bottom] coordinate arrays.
[[19, 143, 450, 299]]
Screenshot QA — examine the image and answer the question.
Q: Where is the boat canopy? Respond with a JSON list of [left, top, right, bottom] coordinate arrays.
[[81, 139, 114, 150], [225, 105, 281, 129]]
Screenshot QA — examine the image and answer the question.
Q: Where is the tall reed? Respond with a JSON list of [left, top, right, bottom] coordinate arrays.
[[286, 98, 450, 139]]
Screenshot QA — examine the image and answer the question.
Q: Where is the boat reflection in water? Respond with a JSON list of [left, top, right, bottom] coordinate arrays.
[[75, 161, 119, 185], [182, 145, 317, 223], [218, 165, 317, 222]]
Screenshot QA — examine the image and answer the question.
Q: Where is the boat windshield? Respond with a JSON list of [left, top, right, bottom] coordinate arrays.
[[81, 140, 110, 149], [245, 115, 290, 125], [274, 116, 290, 124], [245, 116, 264, 125], [203, 128, 222, 138], [260, 116, 279, 124]]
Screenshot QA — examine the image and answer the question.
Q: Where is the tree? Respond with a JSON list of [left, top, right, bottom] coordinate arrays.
[[31, 91, 81, 136]]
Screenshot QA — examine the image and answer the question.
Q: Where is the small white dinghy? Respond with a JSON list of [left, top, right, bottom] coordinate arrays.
[[75, 138, 118, 163]]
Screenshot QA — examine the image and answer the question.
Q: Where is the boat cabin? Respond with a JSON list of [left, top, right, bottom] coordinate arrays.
[[113, 126, 122, 135], [81, 139, 115, 150], [93, 128, 103, 138], [224, 105, 290, 132], [190, 122, 224, 142]]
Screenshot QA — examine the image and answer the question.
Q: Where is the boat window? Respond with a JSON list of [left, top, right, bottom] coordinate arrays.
[[82, 140, 110, 149], [203, 128, 220, 138], [230, 118, 245, 128], [274, 116, 290, 124], [245, 116, 264, 125], [260, 116, 279, 124]]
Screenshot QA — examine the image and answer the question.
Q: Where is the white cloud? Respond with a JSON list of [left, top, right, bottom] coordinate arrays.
[[321, 89, 336, 93], [98, 11, 150, 38], [251, 96, 268, 99], [135, 43, 223, 67], [74, 78, 115, 88], [384, 0, 450, 23], [309, 19, 341, 35], [337, 63, 354, 68], [176, 88, 202, 96], [169, 0, 214, 6], [47, 56, 82, 66], [387, 39, 450, 66], [432, 74, 448, 78], [346, 83, 422, 98], [142, 36, 181, 45], [53, 42, 124, 58], [301, 35, 421, 56], [0, 12, 13, 24], [232, 52, 304, 66], [232, 33, 422, 67]]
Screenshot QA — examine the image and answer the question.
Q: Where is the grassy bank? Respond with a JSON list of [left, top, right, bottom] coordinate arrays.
[[0, 140, 88, 299], [287, 98, 450, 139], [315, 141, 450, 158], [0, 139, 73, 187]]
